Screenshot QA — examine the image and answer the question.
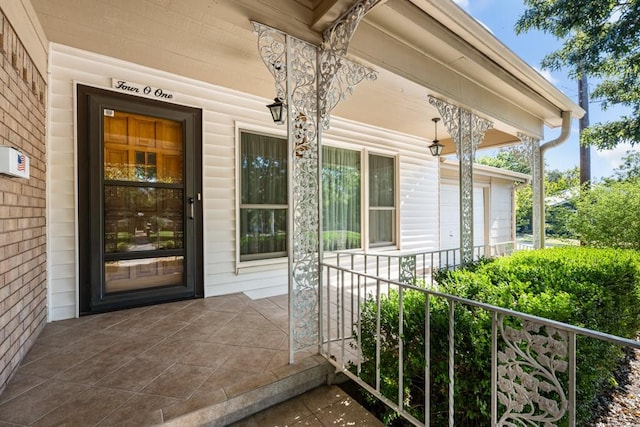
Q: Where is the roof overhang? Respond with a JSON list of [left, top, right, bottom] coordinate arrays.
[[28, 0, 583, 148]]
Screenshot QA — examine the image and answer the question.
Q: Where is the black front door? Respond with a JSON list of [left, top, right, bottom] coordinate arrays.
[[77, 85, 203, 313]]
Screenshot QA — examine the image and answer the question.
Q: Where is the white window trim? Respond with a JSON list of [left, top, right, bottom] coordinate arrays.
[[234, 122, 287, 274], [365, 150, 400, 250]]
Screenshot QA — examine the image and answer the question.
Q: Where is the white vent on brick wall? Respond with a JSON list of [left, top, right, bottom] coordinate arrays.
[[0, 146, 30, 179]]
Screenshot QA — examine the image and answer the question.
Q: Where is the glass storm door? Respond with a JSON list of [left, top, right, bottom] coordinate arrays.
[[78, 85, 203, 313]]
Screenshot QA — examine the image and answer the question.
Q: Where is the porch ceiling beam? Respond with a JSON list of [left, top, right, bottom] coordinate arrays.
[[310, 0, 357, 32]]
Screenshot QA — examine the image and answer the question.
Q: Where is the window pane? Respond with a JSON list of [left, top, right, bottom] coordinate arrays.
[[369, 154, 394, 207], [370, 210, 394, 246], [239, 132, 288, 261], [322, 147, 361, 250], [240, 208, 287, 260], [241, 132, 287, 205]]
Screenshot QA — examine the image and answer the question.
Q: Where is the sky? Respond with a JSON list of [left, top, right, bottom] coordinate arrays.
[[453, 0, 635, 179]]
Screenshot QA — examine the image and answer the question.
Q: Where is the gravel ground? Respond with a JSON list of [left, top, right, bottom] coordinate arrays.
[[593, 347, 640, 426]]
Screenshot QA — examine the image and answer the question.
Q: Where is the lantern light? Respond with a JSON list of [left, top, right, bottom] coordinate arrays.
[[266, 97, 286, 125], [429, 117, 444, 156]]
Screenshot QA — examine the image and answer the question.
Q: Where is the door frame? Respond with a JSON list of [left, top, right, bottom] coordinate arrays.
[[76, 84, 203, 314]]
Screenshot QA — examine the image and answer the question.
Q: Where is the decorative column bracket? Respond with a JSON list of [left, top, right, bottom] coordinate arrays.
[[319, 0, 379, 128], [318, 50, 377, 129], [253, 21, 376, 130], [429, 96, 493, 265], [518, 133, 542, 249], [322, 0, 381, 55], [252, 2, 378, 360]]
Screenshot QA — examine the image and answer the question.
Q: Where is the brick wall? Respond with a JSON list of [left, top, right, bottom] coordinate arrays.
[[0, 9, 47, 393]]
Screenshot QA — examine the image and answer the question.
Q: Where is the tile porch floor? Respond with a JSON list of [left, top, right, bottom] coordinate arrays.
[[0, 293, 379, 426]]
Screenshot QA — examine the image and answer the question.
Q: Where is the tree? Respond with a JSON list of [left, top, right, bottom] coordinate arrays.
[[516, 0, 640, 150], [514, 184, 533, 234], [476, 145, 532, 174], [545, 167, 579, 238], [546, 166, 580, 195], [612, 150, 640, 182], [570, 181, 640, 249]]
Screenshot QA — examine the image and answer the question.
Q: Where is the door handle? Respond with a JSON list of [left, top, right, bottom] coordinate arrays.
[[188, 197, 195, 219]]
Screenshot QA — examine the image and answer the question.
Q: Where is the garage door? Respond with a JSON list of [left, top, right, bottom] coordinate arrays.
[[439, 184, 485, 250]]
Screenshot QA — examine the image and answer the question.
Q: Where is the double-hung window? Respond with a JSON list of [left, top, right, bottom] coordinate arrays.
[[322, 146, 397, 250], [239, 131, 287, 261]]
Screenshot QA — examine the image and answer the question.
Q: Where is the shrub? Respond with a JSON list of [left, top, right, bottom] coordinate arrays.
[[356, 247, 640, 426], [569, 181, 640, 249]]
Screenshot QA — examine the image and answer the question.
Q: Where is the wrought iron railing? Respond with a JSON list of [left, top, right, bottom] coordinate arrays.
[[326, 241, 523, 286], [319, 262, 640, 426]]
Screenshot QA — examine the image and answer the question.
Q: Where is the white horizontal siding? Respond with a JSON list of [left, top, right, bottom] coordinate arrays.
[[47, 43, 440, 320]]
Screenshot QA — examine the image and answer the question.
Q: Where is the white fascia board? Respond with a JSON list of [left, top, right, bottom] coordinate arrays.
[[407, 0, 585, 123], [440, 158, 531, 183]]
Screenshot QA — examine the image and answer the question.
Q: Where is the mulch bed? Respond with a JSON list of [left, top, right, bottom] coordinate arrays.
[[592, 346, 640, 426]]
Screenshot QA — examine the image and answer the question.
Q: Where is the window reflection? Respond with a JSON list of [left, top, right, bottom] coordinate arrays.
[[239, 208, 287, 260], [104, 186, 183, 253], [103, 112, 183, 183], [105, 256, 183, 293]]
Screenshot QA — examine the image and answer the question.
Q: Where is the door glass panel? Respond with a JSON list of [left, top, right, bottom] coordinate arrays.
[[102, 110, 185, 294], [104, 186, 184, 252], [104, 112, 183, 183], [105, 256, 184, 293]]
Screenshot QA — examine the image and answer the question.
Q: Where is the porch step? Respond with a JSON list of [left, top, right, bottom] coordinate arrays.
[[229, 384, 384, 426], [161, 354, 334, 426]]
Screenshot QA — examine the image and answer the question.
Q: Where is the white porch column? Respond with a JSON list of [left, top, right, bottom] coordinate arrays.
[[518, 133, 542, 249], [253, 2, 377, 362], [429, 97, 493, 265]]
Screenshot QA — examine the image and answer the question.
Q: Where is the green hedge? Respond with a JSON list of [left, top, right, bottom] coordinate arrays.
[[355, 247, 640, 426]]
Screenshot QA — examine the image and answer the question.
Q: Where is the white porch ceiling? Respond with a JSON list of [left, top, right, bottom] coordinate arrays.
[[28, 0, 583, 154]]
